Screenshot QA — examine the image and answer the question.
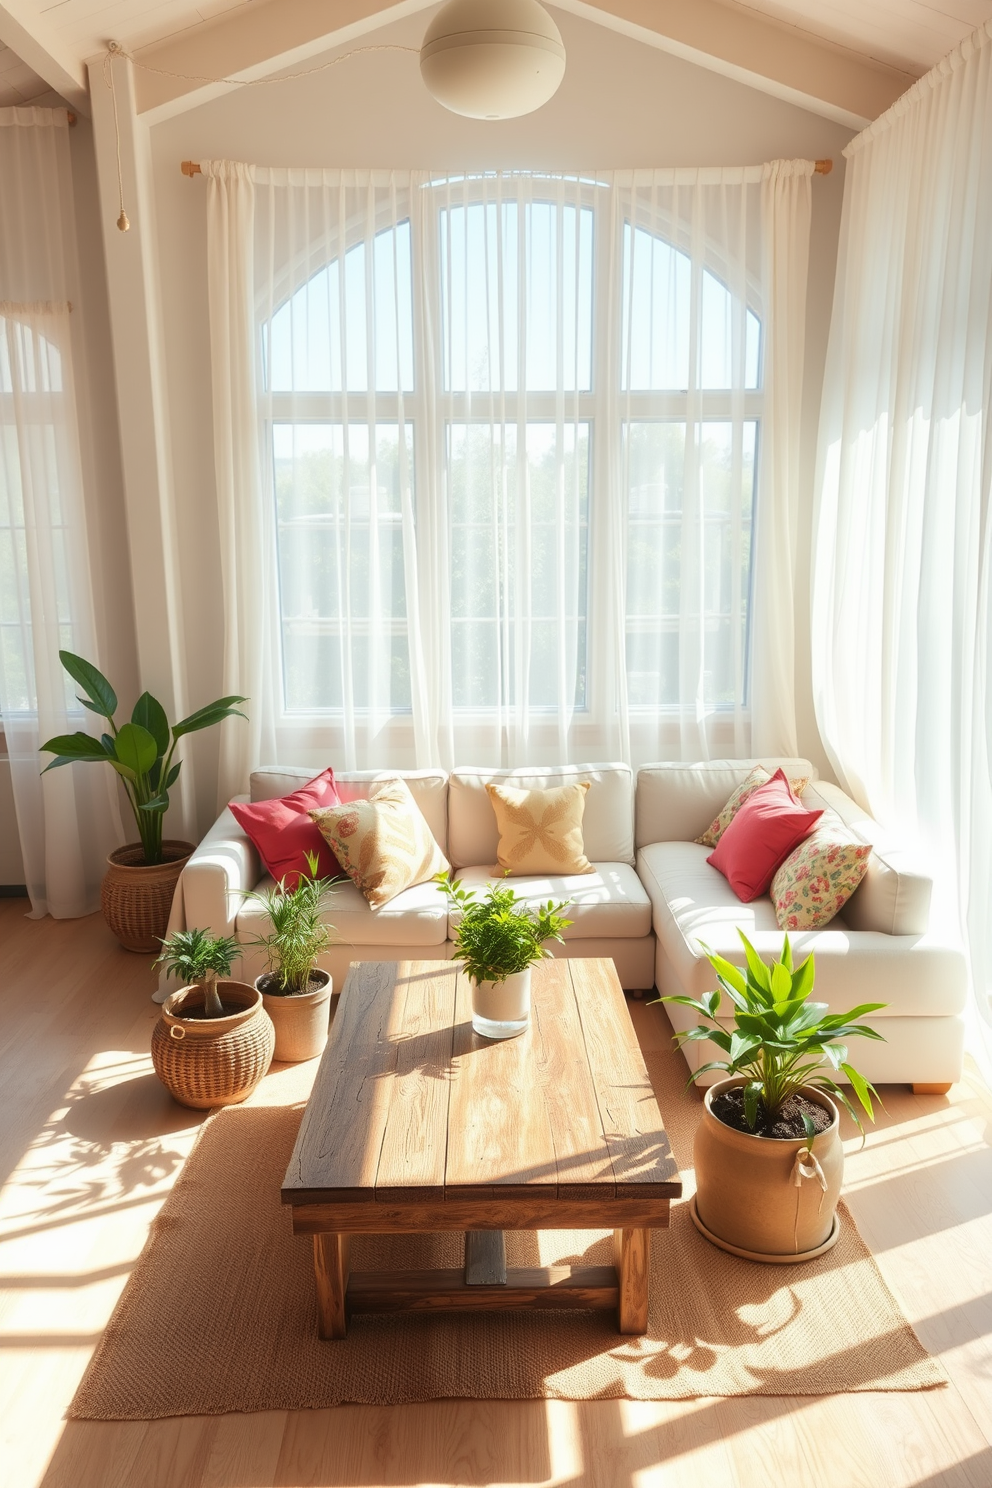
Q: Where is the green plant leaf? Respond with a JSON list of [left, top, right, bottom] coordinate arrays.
[[739, 931, 772, 994], [704, 951, 746, 998], [113, 722, 158, 779], [840, 1062, 877, 1120], [790, 953, 816, 1001], [58, 650, 117, 719], [801, 1111, 817, 1146], [165, 761, 182, 789], [131, 692, 170, 756], [770, 961, 793, 1005], [138, 792, 170, 813], [172, 696, 248, 739], [39, 732, 111, 770], [781, 934, 794, 973], [743, 1080, 761, 1129]]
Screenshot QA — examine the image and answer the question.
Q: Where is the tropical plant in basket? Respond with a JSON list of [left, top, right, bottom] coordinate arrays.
[[246, 850, 337, 995], [657, 930, 886, 1137], [154, 927, 240, 1019], [39, 650, 247, 865], [435, 871, 571, 982]]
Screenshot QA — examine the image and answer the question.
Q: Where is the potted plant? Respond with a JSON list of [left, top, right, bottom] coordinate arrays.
[[436, 872, 571, 1040], [39, 651, 247, 952], [658, 931, 885, 1262], [246, 851, 337, 1062], [151, 928, 274, 1109]]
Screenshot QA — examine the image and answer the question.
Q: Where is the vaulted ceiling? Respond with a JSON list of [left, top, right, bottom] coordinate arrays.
[[1, 0, 989, 120]]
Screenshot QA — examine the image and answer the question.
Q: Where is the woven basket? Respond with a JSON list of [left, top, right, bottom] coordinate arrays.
[[151, 981, 275, 1110], [101, 840, 194, 953]]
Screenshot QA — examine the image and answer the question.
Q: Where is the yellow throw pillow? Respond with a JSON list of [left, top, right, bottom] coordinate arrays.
[[485, 781, 594, 875], [695, 766, 811, 848], [309, 777, 448, 910]]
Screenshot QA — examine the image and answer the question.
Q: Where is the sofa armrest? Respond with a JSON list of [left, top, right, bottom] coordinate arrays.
[[180, 802, 261, 939]]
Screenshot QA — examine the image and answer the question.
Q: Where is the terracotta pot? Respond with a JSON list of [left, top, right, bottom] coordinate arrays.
[[257, 970, 333, 1062], [471, 968, 531, 1039], [151, 980, 275, 1110], [101, 839, 194, 952], [691, 1076, 844, 1262]]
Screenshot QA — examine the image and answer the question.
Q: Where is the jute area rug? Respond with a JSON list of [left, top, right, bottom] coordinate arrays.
[[70, 1021, 944, 1418]]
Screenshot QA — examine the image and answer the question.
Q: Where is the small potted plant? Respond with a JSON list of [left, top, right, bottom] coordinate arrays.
[[657, 931, 885, 1261], [151, 928, 274, 1109], [436, 872, 571, 1040], [246, 851, 337, 1062], [39, 650, 247, 952]]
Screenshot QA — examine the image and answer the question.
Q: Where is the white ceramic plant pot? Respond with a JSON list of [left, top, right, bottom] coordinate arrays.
[[471, 968, 531, 1039]]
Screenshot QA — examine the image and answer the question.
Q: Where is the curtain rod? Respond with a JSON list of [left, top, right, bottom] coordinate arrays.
[[180, 158, 833, 178]]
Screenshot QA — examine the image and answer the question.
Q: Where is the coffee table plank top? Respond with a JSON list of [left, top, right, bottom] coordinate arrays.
[[283, 957, 681, 1207], [569, 958, 681, 1197]]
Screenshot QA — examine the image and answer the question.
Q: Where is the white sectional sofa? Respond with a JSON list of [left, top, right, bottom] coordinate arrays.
[[172, 757, 968, 1088]]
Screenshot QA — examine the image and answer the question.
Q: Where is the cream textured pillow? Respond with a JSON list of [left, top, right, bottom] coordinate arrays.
[[309, 777, 448, 910], [771, 820, 872, 931], [695, 766, 811, 848], [486, 781, 594, 875]]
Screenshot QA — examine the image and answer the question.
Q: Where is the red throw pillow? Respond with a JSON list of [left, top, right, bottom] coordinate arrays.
[[230, 769, 342, 888], [707, 769, 822, 902]]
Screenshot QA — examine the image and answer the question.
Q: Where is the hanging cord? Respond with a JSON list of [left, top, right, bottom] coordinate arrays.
[[103, 44, 130, 231], [98, 40, 418, 233], [791, 1143, 828, 1253]]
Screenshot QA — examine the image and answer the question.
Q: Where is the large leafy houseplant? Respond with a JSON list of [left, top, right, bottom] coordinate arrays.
[[659, 929, 885, 1137], [436, 871, 571, 982], [39, 651, 247, 865], [154, 927, 241, 1018], [247, 851, 337, 995]]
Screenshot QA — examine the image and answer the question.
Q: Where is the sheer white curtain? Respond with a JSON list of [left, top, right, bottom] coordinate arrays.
[[0, 108, 123, 916], [812, 22, 992, 1054], [204, 162, 812, 776]]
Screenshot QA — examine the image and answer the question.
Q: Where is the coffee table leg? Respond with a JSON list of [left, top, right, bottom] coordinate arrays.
[[314, 1232, 350, 1338], [613, 1227, 650, 1335]]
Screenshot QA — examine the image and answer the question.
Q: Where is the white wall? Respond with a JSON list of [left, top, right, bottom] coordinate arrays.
[[141, 6, 850, 831]]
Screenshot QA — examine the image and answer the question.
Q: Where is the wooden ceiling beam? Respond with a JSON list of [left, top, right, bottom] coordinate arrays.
[[0, 0, 89, 113], [122, 0, 915, 126]]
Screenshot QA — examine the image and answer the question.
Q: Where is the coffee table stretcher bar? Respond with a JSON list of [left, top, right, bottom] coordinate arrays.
[[282, 959, 681, 1339]]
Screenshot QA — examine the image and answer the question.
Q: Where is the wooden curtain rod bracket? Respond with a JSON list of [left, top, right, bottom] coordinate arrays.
[[181, 157, 831, 178], [67, 111, 76, 126]]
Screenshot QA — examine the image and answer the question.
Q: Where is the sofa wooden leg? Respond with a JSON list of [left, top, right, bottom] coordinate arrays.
[[912, 1083, 953, 1095]]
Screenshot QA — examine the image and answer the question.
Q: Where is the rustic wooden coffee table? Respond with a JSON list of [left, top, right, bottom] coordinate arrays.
[[282, 956, 681, 1338]]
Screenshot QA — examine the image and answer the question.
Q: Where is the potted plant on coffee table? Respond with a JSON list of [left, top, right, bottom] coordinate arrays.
[[436, 872, 571, 1040], [39, 651, 247, 953], [151, 928, 275, 1109], [657, 931, 885, 1262], [246, 851, 337, 1062]]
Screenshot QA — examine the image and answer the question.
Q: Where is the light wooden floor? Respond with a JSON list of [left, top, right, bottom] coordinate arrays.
[[2, 901, 992, 1488]]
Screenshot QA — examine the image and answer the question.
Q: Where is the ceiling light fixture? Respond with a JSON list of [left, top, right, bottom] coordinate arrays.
[[420, 0, 566, 120]]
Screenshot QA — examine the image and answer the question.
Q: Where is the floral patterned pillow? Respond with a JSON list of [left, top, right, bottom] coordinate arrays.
[[696, 766, 811, 848], [771, 825, 872, 931]]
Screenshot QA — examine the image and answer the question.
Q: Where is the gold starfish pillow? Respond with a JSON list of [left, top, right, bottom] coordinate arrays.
[[309, 777, 449, 910], [485, 781, 594, 876]]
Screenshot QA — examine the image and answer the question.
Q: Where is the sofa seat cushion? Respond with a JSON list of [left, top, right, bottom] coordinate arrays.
[[452, 863, 651, 940], [235, 873, 449, 949], [637, 841, 967, 1018]]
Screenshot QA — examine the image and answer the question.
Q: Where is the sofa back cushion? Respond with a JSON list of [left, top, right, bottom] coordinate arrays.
[[448, 764, 634, 868], [800, 781, 931, 936], [635, 759, 817, 850], [249, 767, 449, 856]]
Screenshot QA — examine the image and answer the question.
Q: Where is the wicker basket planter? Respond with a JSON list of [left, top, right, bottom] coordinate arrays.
[[151, 980, 275, 1110], [101, 840, 194, 953]]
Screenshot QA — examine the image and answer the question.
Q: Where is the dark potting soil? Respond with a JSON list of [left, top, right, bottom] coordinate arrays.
[[256, 973, 327, 997], [710, 1086, 834, 1140]]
